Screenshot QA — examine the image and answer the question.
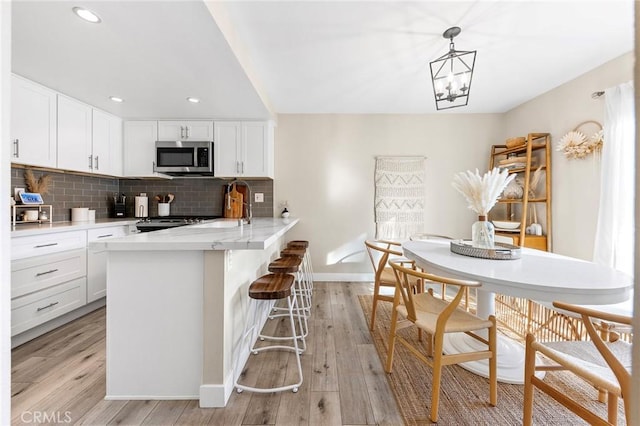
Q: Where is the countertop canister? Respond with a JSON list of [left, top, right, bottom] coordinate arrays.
[[71, 207, 89, 222]]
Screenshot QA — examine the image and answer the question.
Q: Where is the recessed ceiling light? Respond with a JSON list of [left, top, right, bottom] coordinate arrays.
[[72, 7, 102, 23], [186, 97, 200, 103], [109, 96, 124, 103]]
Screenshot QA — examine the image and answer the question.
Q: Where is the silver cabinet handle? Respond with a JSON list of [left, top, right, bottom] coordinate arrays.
[[180, 126, 185, 139], [88, 155, 93, 170], [95, 155, 99, 170], [153, 161, 157, 172], [34, 242, 58, 248], [37, 301, 59, 312], [97, 234, 113, 239], [186, 126, 190, 138], [236, 161, 240, 173], [241, 162, 245, 174], [36, 268, 59, 277], [13, 139, 19, 158]]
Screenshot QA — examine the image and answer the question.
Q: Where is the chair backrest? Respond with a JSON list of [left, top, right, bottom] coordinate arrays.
[[552, 301, 632, 420], [364, 240, 402, 281], [389, 260, 481, 325]]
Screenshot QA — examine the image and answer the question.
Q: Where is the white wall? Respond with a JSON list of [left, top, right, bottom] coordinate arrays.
[[274, 54, 634, 278], [503, 52, 634, 260], [274, 114, 503, 278]]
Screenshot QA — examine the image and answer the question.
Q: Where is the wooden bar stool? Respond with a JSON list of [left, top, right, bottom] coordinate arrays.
[[280, 248, 312, 308], [287, 240, 309, 249], [287, 241, 314, 295], [235, 273, 303, 394], [268, 256, 309, 342]]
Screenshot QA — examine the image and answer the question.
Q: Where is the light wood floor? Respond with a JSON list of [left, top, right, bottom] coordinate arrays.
[[11, 282, 404, 425]]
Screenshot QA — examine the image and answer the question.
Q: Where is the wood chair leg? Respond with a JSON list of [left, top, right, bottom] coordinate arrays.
[[370, 287, 379, 331], [488, 315, 497, 406], [385, 306, 399, 373], [607, 392, 618, 425], [430, 335, 444, 423], [523, 334, 536, 426]]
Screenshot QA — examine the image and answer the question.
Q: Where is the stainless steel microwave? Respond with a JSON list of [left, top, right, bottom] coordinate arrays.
[[155, 141, 214, 175]]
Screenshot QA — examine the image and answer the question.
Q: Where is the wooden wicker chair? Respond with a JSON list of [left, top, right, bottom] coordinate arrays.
[[523, 301, 632, 426], [364, 240, 405, 331], [385, 260, 497, 422], [408, 233, 472, 311]]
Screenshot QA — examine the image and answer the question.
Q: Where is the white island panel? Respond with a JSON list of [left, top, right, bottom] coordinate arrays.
[[107, 250, 204, 399], [103, 217, 299, 406]]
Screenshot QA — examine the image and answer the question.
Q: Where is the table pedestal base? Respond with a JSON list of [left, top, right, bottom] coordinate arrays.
[[443, 332, 545, 384]]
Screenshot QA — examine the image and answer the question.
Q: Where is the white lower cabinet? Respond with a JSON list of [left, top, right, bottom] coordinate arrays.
[[11, 277, 87, 336], [11, 229, 89, 337], [10, 226, 134, 338], [11, 230, 86, 260], [87, 226, 128, 303], [11, 248, 87, 299]]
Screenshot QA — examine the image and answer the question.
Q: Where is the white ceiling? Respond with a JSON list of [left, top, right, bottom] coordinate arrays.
[[11, 0, 634, 119]]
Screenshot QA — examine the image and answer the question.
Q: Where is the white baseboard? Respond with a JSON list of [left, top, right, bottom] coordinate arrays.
[[105, 394, 197, 400], [313, 273, 373, 282], [199, 374, 235, 408], [12, 298, 106, 348]]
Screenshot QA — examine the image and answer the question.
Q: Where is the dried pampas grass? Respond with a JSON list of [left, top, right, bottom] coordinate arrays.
[[24, 169, 53, 194], [452, 167, 516, 216], [528, 166, 543, 198]]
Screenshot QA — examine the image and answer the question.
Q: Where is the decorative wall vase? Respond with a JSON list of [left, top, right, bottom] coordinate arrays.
[[472, 216, 495, 249]]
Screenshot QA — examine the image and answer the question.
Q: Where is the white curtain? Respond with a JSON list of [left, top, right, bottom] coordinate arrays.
[[593, 81, 635, 276]]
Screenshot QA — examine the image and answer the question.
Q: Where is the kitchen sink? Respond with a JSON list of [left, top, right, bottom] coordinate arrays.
[[190, 219, 241, 229]]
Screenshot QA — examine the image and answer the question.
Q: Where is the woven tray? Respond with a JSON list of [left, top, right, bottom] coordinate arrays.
[[450, 240, 521, 260]]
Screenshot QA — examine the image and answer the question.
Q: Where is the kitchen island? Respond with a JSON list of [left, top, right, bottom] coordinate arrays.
[[91, 217, 299, 407]]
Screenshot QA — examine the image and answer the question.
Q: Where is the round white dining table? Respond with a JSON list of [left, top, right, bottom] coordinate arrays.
[[402, 240, 633, 384]]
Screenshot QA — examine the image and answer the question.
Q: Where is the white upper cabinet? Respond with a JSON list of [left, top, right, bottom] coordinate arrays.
[[158, 121, 213, 141], [57, 95, 93, 173], [10, 74, 57, 168], [214, 121, 274, 178], [92, 109, 123, 176], [214, 121, 242, 177], [123, 121, 159, 176]]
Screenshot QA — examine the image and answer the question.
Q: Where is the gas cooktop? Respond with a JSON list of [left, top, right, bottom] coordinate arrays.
[[136, 215, 223, 232]]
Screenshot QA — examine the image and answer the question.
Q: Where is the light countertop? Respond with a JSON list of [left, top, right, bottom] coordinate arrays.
[[90, 217, 299, 251], [11, 218, 139, 237]]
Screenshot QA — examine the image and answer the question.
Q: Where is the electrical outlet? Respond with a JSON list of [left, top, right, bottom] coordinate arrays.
[[14, 187, 25, 201], [254, 193, 264, 203]]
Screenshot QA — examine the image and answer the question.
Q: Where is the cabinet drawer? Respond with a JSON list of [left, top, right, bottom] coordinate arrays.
[[11, 249, 87, 298], [12, 230, 87, 260], [87, 226, 127, 242], [11, 277, 87, 336]]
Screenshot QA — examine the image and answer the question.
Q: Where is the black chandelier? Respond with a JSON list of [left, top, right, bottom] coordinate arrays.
[[429, 27, 476, 110]]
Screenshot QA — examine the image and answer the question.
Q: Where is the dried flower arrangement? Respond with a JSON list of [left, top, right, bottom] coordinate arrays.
[[24, 169, 53, 194], [557, 121, 604, 160], [501, 166, 543, 200], [452, 167, 515, 216]]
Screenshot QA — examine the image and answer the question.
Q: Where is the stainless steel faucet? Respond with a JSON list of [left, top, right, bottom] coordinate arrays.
[[226, 179, 252, 224]]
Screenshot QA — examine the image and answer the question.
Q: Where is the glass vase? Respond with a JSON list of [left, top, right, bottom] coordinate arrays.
[[472, 216, 495, 249]]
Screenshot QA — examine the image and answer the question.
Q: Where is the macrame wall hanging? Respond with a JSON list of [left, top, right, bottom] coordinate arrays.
[[556, 120, 604, 160], [374, 156, 426, 240]]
